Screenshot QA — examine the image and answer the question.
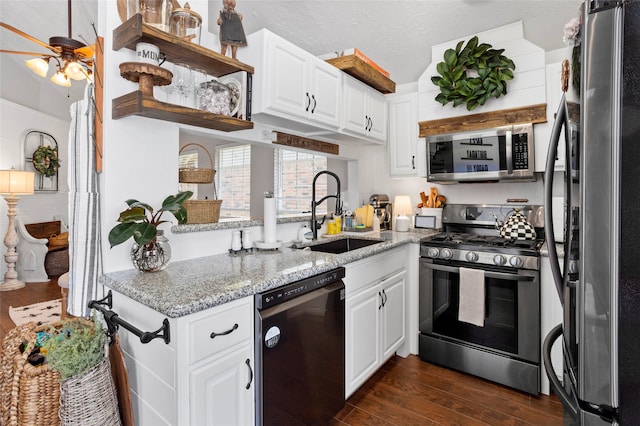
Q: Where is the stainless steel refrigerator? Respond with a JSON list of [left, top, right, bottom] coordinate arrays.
[[543, 0, 640, 424]]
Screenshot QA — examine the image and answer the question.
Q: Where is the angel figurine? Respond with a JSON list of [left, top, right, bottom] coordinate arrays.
[[217, 0, 247, 59]]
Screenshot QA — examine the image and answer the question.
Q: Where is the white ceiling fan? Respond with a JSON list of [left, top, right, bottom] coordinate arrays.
[[0, 0, 95, 87]]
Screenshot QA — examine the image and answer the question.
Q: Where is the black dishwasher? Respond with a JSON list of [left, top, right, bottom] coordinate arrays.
[[255, 267, 346, 426]]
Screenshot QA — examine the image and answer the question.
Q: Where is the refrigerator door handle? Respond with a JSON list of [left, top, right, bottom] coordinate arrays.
[[543, 324, 579, 417], [544, 93, 570, 304]]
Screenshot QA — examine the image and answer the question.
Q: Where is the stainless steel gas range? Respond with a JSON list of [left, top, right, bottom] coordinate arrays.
[[418, 204, 544, 394]]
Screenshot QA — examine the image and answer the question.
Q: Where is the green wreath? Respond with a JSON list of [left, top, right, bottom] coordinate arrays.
[[431, 36, 516, 111], [32, 145, 60, 177]]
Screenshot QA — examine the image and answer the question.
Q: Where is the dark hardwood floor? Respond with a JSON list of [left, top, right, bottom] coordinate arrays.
[[1, 282, 564, 425], [334, 355, 564, 425], [0, 278, 61, 342]]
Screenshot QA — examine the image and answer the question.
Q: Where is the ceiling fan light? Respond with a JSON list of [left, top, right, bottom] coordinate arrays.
[[65, 61, 86, 80], [51, 71, 71, 87], [25, 58, 49, 78]]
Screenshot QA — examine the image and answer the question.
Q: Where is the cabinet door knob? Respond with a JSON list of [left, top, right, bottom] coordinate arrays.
[[209, 323, 239, 339], [311, 94, 316, 113], [245, 358, 253, 390]]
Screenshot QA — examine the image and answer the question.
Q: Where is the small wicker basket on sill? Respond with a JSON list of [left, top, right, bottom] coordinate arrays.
[[179, 143, 222, 224], [179, 143, 215, 184]]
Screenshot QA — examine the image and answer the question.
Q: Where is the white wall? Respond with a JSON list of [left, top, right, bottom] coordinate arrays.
[[0, 99, 70, 277], [353, 22, 550, 211]]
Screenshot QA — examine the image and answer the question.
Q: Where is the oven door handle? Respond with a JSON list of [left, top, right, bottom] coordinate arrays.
[[423, 262, 535, 281]]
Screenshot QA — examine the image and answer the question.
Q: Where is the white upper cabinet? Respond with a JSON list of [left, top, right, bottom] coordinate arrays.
[[342, 77, 388, 143], [241, 29, 341, 132], [388, 91, 424, 176]]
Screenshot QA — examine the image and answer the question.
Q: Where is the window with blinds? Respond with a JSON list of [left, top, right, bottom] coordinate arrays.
[[178, 149, 198, 198], [215, 145, 251, 217], [274, 149, 327, 215]]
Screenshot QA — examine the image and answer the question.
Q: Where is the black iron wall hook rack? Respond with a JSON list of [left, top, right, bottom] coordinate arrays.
[[88, 290, 171, 345]]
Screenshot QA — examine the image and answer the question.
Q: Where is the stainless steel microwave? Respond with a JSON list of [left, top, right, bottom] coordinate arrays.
[[426, 124, 535, 183]]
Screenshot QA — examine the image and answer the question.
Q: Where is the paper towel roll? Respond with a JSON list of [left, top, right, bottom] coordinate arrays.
[[264, 194, 277, 243]]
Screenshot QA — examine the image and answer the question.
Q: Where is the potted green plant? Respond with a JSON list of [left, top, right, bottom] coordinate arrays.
[[108, 191, 193, 272], [41, 317, 121, 425]]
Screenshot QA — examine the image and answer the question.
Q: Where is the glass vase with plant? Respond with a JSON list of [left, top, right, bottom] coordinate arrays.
[[108, 191, 192, 272]]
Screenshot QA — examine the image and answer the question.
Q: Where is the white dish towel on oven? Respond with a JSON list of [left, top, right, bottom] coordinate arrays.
[[458, 267, 485, 327]]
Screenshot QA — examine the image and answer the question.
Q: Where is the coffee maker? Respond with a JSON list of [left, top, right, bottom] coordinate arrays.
[[369, 194, 392, 230]]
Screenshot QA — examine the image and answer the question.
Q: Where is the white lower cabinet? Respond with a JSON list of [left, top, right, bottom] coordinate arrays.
[[109, 291, 255, 426], [190, 341, 254, 426], [345, 247, 407, 397]]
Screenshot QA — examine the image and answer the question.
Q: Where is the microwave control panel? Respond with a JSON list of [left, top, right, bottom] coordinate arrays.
[[512, 133, 530, 170]]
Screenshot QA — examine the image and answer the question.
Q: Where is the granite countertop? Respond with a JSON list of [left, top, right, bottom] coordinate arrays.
[[100, 229, 437, 318]]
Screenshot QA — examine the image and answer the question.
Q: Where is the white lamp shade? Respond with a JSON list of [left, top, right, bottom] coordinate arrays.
[[25, 57, 49, 77], [0, 169, 35, 196], [51, 71, 71, 87], [393, 195, 413, 216], [65, 61, 87, 80]]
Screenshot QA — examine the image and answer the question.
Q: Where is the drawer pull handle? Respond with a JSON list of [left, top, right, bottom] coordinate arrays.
[[378, 291, 383, 310], [245, 358, 253, 390], [210, 323, 238, 339]]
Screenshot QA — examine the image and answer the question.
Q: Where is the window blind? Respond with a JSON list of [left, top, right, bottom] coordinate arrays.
[[274, 149, 327, 215]]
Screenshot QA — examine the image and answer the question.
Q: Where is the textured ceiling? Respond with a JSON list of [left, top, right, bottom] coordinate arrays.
[[212, 0, 581, 85], [0, 0, 581, 117]]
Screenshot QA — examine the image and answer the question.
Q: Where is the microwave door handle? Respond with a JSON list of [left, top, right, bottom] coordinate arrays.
[[506, 130, 513, 174], [425, 263, 534, 281]]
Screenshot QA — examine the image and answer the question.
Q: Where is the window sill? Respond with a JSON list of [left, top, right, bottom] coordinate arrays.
[[172, 214, 312, 233]]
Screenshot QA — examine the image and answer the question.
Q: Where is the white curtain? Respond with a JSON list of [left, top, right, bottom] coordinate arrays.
[[67, 82, 102, 317]]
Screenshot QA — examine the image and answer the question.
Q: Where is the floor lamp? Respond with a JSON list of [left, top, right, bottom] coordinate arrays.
[[0, 169, 35, 291]]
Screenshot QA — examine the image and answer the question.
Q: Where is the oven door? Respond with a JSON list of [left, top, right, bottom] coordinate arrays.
[[419, 258, 540, 363]]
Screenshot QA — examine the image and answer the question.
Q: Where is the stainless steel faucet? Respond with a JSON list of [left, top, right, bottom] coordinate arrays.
[[311, 171, 342, 240]]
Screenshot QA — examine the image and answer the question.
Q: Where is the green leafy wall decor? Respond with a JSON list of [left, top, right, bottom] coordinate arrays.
[[431, 36, 516, 111]]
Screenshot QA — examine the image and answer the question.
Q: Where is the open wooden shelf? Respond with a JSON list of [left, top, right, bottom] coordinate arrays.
[[112, 14, 254, 132], [113, 14, 254, 77], [418, 104, 547, 137], [113, 91, 254, 132], [326, 55, 396, 94]]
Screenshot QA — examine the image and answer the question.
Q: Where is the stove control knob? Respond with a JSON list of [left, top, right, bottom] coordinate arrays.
[[465, 251, 479, 262], [441, 248, 453, 260], [427, 248, 440, 258], [493, 255, 507, 266], [509, 256, 524, 268]]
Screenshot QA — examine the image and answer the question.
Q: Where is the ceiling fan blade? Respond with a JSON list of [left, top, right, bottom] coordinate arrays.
[[0, 21, 59, 53], [0, 49, 54, 57], [74, 44, 95, 59]]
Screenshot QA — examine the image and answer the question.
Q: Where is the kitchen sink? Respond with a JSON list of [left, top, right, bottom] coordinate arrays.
[[300, 238, 384, 254]]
